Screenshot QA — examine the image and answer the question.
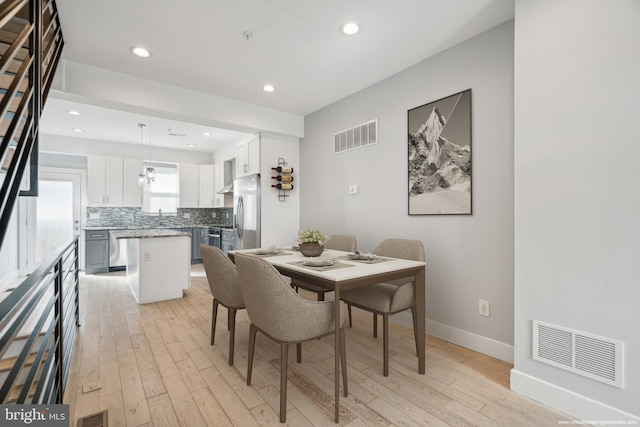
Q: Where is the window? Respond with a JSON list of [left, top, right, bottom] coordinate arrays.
[[142, 161, 179, 214]]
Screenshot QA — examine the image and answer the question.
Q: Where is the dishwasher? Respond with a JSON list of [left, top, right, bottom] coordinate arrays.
[[109, 230, 127, 270]]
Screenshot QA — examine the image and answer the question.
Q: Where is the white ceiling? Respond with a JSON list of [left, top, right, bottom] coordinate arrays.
[[40, 0, 514, 151]]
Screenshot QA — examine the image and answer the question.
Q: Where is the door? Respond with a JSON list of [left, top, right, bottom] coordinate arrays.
[[35, 169, 82, 266]]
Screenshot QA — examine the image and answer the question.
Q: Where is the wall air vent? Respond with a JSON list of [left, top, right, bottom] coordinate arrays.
[[532, 320, 624, 388], [333, 119, 378, 154]]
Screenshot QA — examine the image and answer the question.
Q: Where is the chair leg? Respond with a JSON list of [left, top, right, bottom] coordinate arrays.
[[227, 308, 232, 331], [347, 304, 352, 327], [383, 314, 389, 376], [373, 313, 378, 338], [228, 308, 237, 366], [318, 292, 325, 301], [296, 342, 302, 363], [280, 342, 289, 423], [211, 300, 219, 345], [410, 306, 419, 356], [247, 324, 257, 385], [339, 328, 348, 397]]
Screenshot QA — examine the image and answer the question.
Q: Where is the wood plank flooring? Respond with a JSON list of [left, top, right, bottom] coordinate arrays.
[[64, 265, 576, 426]]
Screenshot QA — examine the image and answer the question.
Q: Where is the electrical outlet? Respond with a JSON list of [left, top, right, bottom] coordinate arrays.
[[479, 300, 490, 317], [212, 212, 216, 218], [226, 212, 229, 219], [143, 251, 152, 262], [184, 213, 191, 219]]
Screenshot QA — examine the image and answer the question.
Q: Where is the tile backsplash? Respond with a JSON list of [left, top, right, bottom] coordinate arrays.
[[86, 207, 233, 228]]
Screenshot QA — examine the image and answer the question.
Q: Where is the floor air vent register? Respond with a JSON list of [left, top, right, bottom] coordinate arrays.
[[533, 320, 624, 388], [77, 410, 108, 427]]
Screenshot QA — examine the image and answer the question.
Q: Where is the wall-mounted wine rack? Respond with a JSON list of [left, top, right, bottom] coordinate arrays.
[[271, 158, 294, 202]]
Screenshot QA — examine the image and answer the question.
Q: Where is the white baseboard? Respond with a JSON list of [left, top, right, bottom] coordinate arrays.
[[389, 313, 514, 364], [425, 318, 513, 363], [511, 369, 639, 422]]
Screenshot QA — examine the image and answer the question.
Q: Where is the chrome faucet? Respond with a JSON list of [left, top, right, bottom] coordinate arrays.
[[158, 208, 163, 226]]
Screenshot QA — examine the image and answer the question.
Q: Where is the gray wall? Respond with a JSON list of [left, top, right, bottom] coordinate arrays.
[[512, 0, 639, 419], [302, 22, 515, 360]]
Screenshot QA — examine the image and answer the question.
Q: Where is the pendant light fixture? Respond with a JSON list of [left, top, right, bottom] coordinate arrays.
[[137, 123, 155, 186], [145, 119, 155, 183], [138, 123, 147, 187]]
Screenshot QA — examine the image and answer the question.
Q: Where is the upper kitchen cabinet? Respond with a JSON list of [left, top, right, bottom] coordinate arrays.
[[179, 164, 199, 208], [198, 164, 215, 208], [87, 156, 124, 207], [212, 162, 225, 207], [123, 158, 143, 207], [236, 135, 260, 178], [179, 164, 215, 208]]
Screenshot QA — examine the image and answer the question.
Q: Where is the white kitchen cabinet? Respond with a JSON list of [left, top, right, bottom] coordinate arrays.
[[179, 164, 199, 208], [87, 156, 123, 207], [123, 158, 143, 207], [236, 135, 260, 178], [212, 162, 225, 207], [198, 164, 214, 208]]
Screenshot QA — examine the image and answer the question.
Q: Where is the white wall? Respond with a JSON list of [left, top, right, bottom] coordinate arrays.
[[302, 22, 515, 361], [259, 132, 300, 248], [512, 0, 639, 421]]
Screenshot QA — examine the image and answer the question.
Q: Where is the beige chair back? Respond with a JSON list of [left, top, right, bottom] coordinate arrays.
[[201, 245, 244, 309], [373, 239, 425, 287], [325, 234, 357, 252], [235, 253, 343, 342]]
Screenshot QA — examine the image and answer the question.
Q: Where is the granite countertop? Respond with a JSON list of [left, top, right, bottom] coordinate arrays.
[[109, 229, 192, 239]]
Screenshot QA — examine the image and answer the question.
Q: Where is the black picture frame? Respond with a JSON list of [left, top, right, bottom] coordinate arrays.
[[408, 89, 472, 215]]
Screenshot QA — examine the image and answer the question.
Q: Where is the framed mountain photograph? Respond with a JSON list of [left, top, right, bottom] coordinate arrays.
[[408, 89, 472, 215]]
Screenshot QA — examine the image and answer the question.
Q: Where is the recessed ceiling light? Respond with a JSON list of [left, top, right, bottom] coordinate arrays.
[[203, 132, 212, 136], [340, 22, 359, 35], [130, 46, 151, 58], [72, 128, 84, 133], [262, 84, 275, 93], [187, 144, 196, 148], [67, 110, 81, 116]]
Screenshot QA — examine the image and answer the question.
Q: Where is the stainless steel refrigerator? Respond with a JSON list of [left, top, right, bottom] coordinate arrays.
[[233, 174, 261, 250]]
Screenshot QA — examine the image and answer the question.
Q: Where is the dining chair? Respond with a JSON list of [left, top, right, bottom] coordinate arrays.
[[234, 253, 348, 423], [291, 234, 357, 300], [200, 244, 245, 366], [340, 238, 425, 376]]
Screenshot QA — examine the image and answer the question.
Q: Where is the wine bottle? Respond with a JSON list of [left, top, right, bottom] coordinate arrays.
[[271, 166, 294, 173], [272, 183, 293, 190], [271, 175, 293, 182]]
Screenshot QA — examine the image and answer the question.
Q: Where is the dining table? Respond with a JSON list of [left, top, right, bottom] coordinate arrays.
[[229, 247, 426, 423]]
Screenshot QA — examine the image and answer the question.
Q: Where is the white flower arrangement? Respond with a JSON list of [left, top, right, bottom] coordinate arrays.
[[297, 227, 328, 244]]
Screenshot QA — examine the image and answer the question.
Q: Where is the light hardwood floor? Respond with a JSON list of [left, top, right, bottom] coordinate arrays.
[[65, 265, 576, 426]]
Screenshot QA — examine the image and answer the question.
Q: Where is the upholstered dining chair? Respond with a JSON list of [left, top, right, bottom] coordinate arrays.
[[291, 234, 357, 300], [340, 238, 425, 376], [200, 244, 245, 366], [234, 253, 348, 423]]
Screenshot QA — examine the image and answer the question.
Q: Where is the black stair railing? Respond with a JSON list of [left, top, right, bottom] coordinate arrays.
[[0, 235, 79, 403], [0, 0, 64, 248]]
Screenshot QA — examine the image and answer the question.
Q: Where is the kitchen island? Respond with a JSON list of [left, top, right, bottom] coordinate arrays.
[[110, 229, 191, 304]]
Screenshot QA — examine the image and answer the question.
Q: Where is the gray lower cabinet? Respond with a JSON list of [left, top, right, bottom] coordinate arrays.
[[85, 230, 109, 274]]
